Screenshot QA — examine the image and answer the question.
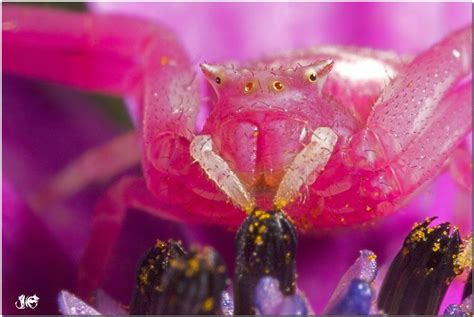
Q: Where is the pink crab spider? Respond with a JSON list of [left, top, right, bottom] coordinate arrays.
[[3, 5, 472, 298]]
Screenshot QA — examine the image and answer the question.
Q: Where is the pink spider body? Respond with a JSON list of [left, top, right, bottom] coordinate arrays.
[[3, 5, 472, 297]]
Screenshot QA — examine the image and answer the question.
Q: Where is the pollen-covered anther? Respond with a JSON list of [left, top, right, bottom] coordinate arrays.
[[133, 244, 228, 315], [234, 209, 297, 315], [129, 239, 186, 315], [377, 217, 464, 315]]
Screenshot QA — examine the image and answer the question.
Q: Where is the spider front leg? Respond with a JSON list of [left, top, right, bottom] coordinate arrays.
[[3, 4, 245, 297], [3, 5, 191, 206], [29, 132, 141, 212], [344, 25, 472, 203], [78, 68, 250, 297]]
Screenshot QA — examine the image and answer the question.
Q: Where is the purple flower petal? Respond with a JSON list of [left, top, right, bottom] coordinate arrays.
[[94, 289, 127, 315], [221, 289, 234, 316], [254, 277, 311, 315], [58, 290, 101, 315], [324, 250, 377, 313], [254, 277, 284, 314]]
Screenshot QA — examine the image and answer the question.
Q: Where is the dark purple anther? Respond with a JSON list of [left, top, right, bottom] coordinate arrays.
[[234, 209, 297, 315]]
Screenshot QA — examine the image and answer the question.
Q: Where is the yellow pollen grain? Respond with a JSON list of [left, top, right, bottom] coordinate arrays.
[[185, 258, 199, 276], [258, 225, 267, 234], [155, 240, 166, 249], [160, 56, 169, 66], [255, 235, 263, 245], [368, 254, 377, 261], [454, 237, 472, 270], [138, 270, 149, 285], [202, 297, 214, 312], [411, 230, 425, 242], [243, 205, 253, 214], [259, 213, 270, 220], [248, 224, 255, 233], [432, 242, 440, 252], [274, 198, 288, 209]]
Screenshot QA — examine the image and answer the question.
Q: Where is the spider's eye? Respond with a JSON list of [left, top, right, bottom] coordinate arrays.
[[215, 76, 222, 85], [244, 82, 255, 93], [272, 81, 284, 91], [305, 69, 318, 83]]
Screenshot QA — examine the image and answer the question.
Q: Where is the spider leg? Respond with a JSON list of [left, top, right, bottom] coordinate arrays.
[[80, 62, 249, 297], [4, 4, 233, 299], [77, 176, 195, 298], [78, 173, 244, 299], [3, 5, 167, 95], [29, 131, 140, 212], [341, 25, 472, 201], [4, 5, 235, 216], [359, 81, 471, 202], [3, 5, 190, 123]]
